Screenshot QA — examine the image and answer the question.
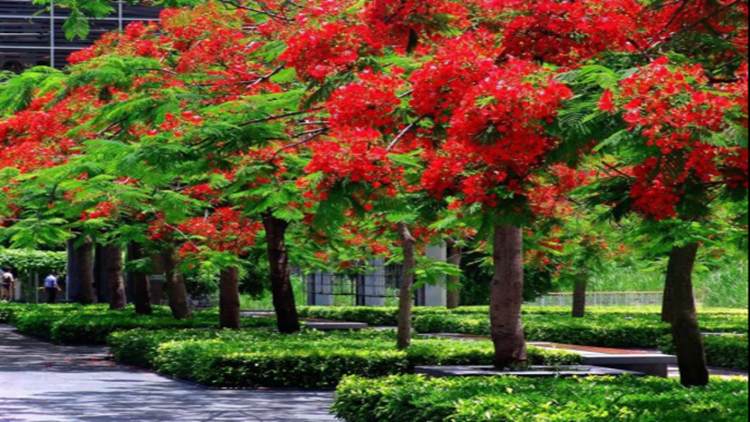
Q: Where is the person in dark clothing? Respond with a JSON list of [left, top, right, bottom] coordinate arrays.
[[44, 272, 61, 304]]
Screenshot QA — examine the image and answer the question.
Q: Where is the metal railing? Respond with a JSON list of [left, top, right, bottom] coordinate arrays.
[[0, 0, 160, 69]]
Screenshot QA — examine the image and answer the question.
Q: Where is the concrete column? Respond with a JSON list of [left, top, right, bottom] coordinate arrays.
[[307, 272, 335, 306], [417, 246, 447, 307], [361, 259, 386, 307]]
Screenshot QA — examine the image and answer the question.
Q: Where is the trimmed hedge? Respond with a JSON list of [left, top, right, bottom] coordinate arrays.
[[333, 375, 750, 422], [412, 313, 748, 348], [0, 303, 90, 324], [108, 329, 583, 389], [298, 306, 748, 327], [660, 334, 749, 371], [12, 306, 276, 344]]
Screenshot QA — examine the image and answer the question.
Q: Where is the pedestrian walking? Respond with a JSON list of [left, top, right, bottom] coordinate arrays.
[[1, 268, 15, 302], [44, 271, 61, 304]]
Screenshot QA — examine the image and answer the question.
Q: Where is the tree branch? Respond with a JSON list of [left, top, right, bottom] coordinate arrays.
[[387, 117, 424, 151], [270, 128, 329, 160]]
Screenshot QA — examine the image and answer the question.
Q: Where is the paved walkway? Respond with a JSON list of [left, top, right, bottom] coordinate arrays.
[[0, 325, 336, 422]]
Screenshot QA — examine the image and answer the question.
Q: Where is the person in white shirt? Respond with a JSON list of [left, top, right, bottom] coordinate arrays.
[[44, 272, 61, 304], [1, 268, 15, 302]]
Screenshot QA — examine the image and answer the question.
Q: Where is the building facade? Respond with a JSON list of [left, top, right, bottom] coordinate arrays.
[[0, 0, 160, 71]]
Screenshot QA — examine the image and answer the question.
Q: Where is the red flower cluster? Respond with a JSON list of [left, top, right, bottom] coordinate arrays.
[[177, 208, 263, 255], [529, 166, 594, 218], [306, 128, 401, 195], [617, 58, 733, 154], [422, 59, 573, 207], [604, 58, 749, 220], [327, 70, 402, 130], [0, 96, 81, 173], [362, 0, 470, 47], [183, 183, 222, 205], [409, 32, 499, 117], [81, 201, 119, 221], [630, 159, 683, 221], [497, 0, 657, 65], [281, 22, 379, 81]]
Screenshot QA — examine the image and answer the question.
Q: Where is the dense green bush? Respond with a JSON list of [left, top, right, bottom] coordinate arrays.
[[299, 306, 748, 327], [660, 334, 749, 371], [412, 313, 748, 348], [0, 302, 90, 323], [11, 306, 276, 344], [0, 249, 67, 276], [333, 375, 749, 422], [108, 329, 582, 389]]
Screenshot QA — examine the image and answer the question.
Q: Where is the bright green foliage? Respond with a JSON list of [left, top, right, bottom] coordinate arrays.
[[108, 329, 582, 389], [660, 334, 749, 371], [299, 305, 748, 326], [31, 0, 202, 39], [412, 313, 748, 348], [10, 305, 276, 343], [0, 248, 66, 276], [333, 375, 749, 422]]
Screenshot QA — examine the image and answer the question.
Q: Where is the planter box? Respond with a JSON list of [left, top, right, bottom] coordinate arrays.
[[415, 365, 644, 378]]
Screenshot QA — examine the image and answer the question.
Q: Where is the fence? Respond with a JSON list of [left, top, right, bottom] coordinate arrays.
[[0, 0, 161, 69], [530, 291, 665, 307], [303, 261, 403, 307]]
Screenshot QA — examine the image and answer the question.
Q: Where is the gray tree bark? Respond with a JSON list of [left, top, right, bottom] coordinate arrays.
[[667, 243, 710, 387], [490, 225, 528, 368], [220, 267, 242, 329], [104, 244, 127, 310], [397, 222, 417, 350], [263, 215, 301, 334], [446, 239, 462, 309], [163, 249, 193, 320]]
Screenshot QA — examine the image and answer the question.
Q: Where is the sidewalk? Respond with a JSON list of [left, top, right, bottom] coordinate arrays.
[[0, 325, 336, 422]]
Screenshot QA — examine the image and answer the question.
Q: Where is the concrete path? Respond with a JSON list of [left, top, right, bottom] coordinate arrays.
[[0, 325, 337, 422]]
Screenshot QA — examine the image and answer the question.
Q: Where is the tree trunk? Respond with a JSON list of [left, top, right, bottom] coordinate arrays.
[[220, 267, 242, 330], [163, 249, 193, 320], [662, 274, 676, 323], [397, 222, 417, 350], [572, 278, 588, 318], [490, 225, 528, 369], [667, 243, 710, 387], [128, 243, 153, 315], [76, 237, 96, 305], [263, 215, 301, 334], [104, 245, 127, 310], [94, 244, 108, 303], [446, 240, 462, 310]]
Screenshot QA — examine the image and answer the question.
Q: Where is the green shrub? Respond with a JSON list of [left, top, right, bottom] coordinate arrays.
[[13, 309, 68, 338], [412, 313, 748, 348], [108, 329, 228, 367], [109, 329, 582, 389], [11, 305, 276, 344], [0, 302, 88, 323], [660, 334, 749, 370], [333, 375, 749, 422]]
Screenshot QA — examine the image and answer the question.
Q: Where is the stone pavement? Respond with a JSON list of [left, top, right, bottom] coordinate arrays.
[[0, 325, 337, 422]]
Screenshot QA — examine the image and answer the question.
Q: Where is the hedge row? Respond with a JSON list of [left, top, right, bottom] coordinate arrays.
[[11, 306, 276, 344], [660, 334, 749, 371], [333, 375, 749, 422], [0, 302, 93, 324], [108, 329, 583, 389], [298, 306, 748, 327], [411, 313, 748, 348]]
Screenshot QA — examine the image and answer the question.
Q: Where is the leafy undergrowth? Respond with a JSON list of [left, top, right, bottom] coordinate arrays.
[[108, 329, 582, 389], [7, 304, 276, 344], [333, 375, 749, 422], [298, 306, 748, 348], [660, 334, 749, 371]]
